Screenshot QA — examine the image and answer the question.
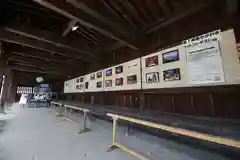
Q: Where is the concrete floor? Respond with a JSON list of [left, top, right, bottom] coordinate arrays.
[[0, 104, 232, 160]]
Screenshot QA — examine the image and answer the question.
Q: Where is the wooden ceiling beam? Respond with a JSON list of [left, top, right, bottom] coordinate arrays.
[[4, 23, 97, 60], [32, 0, 140, 50], [0, 29, 95, 63], [7, 46, 84, 66], [62, 20, 77, 36], [8, 55, 80, 73], [144, 1, 215, 34], [11, 65, 71, 76]]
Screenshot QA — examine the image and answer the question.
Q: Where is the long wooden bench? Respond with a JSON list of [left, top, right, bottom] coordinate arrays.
[[51, 101, 240, 159]]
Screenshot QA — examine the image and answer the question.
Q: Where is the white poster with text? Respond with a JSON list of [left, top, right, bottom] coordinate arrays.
[[186, 39, 225, 84]]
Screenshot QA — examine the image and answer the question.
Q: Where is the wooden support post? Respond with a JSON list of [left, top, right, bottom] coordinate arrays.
[[190, 94, 195, 114], [78, 110, 91, 134], [91, 95, 95, 104], [209, 93, 215, 116], [82, 95, 85, 103], [139, 92, 145, 110], [107, 116, 119, 151], [129, 95, 132, 108], [172, 95, 175, 113], [123, 95, 126, 107]]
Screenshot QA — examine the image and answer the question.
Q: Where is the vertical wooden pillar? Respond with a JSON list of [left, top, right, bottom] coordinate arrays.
[[190, 94, 195, 114], [129, 95, 132, 108], [123, 95, 126, 107], [91, 95, 95, 105], [209, 93, 215, 116], [139, 92, 145, 110], [1, 68, 13, 109], [172, 95, 175, 113]]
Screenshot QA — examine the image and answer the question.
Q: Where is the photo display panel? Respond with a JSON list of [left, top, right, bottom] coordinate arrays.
[[104, 58, 141, 91], [86, 70, 104, 92], [142, 45, 187, 89], [64, 79, 75, 93], [75, 76, 84, 92]]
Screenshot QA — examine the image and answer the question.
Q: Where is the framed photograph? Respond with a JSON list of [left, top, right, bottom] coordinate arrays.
[[145, 55, 158, 67], [146, 72, 159, 83], [115, 78, 123, 86], [80, 77, 84, 82], [162, 50, 179, 64], [115, 65, 123, 74], [163, 68, 181, 82], [106, 69, 112, 77], [96, 71, 102, 78], [96, 81, 102, 88], [105, 80, 112, 87], [76, 84, 84, 90], [90, 74, 95, 80], [127, 75, 137, 84], [85, 82, 89, 89]]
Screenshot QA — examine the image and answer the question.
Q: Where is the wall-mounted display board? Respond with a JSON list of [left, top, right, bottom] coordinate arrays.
[[219, 29, 240, 85], [74, 76, 84, 93], [64, 79, 75, 93], [64, 29, 240, 93], [84, 70, 104, 92], [104, 58, 141, 91], [142, 45, 187, 89]]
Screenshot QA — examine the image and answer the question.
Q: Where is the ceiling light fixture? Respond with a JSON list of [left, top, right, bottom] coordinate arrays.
[[71, 25, 78, 31]]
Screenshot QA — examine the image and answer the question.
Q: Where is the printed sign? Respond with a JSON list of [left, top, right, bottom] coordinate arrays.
[[186, 39, 224, 84]]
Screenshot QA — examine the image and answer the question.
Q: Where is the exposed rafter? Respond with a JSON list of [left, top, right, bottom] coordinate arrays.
[[8, 55, 81, 73], [4, 23, 97, 59], [144, 1, 214, 34], [0, 28, 94, 62], [62, 20, 78, 36], [11, 65, 71, 76], [32, 0, 140, 49]]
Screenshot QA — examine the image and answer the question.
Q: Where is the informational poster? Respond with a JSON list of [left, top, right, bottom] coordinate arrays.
[[186, 38, 225, 84]]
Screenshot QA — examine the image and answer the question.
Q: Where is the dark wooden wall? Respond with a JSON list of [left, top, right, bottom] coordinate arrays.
[[64, 85, 240, 120]]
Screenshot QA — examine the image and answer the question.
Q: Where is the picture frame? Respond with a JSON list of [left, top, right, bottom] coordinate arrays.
[[127, 75, 137, 84], [105, 80, 113, 87], [162, 50, 179, 64], [115, 65, 123, 74], [96, 71, 102, 78], [80, 77, 84, 82], [163, 68, 181, 82], [146, 72, 159, 83], [145, 55, 158, 68], [115, 78, 123, 86], [90, 74, 95, 80], [106, 69, 112, 77], [96, 81, 102, 88], [85, 82, 89, 89]]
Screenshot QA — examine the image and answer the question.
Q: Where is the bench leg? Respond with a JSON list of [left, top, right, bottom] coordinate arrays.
[[107, 117, 119, 152], [56, 105, 64, 117], [78, 111, 91, 134], [125, 124, 133, 136]]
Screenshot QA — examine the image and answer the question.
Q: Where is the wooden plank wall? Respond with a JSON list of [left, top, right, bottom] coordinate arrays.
[[65, 85, 240, 120]]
